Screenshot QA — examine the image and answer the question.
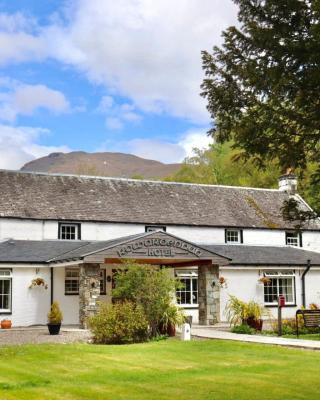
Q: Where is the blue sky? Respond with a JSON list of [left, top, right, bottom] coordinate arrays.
[[0, 0, 237, 169]]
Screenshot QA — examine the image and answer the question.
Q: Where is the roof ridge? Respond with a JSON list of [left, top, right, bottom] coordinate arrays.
[[0, 169, 280, 192]]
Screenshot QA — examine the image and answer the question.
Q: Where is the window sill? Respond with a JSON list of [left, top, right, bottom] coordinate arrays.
[[64, 293, 79, 296], [0, 311, 12, 315], [178, 305, 198, 309]]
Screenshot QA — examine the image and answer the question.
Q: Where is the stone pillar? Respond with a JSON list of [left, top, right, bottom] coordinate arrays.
[[198, 262, 220, 325], [79, 263, 101, 329]]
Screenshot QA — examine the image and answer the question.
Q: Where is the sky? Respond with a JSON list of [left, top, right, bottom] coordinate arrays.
[[0, 0, 238, 169]]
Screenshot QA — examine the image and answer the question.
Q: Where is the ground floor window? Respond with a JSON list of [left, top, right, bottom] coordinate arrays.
[[263, 270, 295, 305], [100, 269, 106, 295], [65, 268, 79, 294], [175, 270, 198, 306], [0, 269, 12, 313]]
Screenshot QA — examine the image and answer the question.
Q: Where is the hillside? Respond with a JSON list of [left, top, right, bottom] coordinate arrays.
[[21, 151, 181, 179]]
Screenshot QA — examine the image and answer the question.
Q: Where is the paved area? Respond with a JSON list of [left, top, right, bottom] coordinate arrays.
[[0, 326, 91, 346], [190, 325, 320, 350]]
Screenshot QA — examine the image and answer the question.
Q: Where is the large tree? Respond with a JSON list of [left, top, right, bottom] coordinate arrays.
[[201, 0, 320, 216]]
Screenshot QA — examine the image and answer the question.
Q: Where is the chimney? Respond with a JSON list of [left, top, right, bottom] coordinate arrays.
[[278, 170, 298, 194]]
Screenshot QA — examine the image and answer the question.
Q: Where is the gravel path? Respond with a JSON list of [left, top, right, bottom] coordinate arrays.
[[0, 328, 92, 346]]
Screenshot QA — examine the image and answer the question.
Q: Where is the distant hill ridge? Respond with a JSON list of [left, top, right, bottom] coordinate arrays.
[[21, 151, 181, 179]]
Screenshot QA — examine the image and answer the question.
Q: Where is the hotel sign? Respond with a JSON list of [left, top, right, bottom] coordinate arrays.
[[117, 238, 203, 258]]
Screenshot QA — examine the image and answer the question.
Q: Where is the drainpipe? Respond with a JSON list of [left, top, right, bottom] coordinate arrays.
[[301, 259, 311, 308], [50, 267, 54, 305]]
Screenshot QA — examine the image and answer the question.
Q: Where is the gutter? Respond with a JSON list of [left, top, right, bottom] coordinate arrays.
[[301, 259, 311, 308]]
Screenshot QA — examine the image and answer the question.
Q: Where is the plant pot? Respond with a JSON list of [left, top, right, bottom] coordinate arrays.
[[167, 323, 176, 337], [245, 317, 263, 331], [47, 323, 61, 335], [1, 319, 12, 329]]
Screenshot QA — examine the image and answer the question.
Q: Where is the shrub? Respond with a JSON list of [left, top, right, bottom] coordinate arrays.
[[113, 262, 184, 336], [225, 295, 269, 326], [89, 301, 149, 344], [231, 324, 255, 335], [47, 301, 63, 324]]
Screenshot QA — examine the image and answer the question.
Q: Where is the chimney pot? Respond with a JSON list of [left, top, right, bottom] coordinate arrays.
[[278, 173, 298, 194]]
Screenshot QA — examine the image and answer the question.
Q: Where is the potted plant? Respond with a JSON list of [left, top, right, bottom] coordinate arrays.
[[1, 319, 12, 329], [159, 304, 185, 336], [225, 295, 269, 332], [47, 301, 63, 335], [29, 277, 48, 289]]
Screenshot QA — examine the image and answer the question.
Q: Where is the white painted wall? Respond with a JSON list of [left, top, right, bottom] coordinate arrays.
[[1, 218, 320, 253], [0, 265, 51, 327]]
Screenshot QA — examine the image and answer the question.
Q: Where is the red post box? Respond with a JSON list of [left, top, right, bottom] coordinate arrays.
[[278, 295, 285, 307]]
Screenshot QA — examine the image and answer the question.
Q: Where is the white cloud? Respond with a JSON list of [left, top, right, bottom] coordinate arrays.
[[0, 12, 46, 65], [44, 0, 237, 124], [102, 129, 213, 163], [0, 2, 238, 123], [0, 124, 70, 169], [0, 82, 70, 122], [97, 95, 142, 130]]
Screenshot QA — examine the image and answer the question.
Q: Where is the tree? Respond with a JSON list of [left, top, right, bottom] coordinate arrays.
[[201, 0, 320, 215]]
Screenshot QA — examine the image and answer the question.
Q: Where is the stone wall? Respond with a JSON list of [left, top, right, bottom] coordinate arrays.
[[198, 263, 220, 325], [79, 264, 101, 328]]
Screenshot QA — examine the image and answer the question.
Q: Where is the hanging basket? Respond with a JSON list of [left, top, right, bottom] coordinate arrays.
[[29, 278, 48, 289]]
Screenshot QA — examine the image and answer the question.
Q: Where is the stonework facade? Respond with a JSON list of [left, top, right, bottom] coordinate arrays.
[[198, 263, 220, 325], [79, 263, 101, 328]]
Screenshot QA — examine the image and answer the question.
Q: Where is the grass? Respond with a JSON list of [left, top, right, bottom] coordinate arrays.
[[1, 339, 320, 399]]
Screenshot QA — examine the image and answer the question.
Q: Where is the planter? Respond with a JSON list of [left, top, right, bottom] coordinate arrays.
[[47, 323, 61, 335], [167, 323, 176, 337], [1, 319, 12, 329], [245, 317, 263, 331]]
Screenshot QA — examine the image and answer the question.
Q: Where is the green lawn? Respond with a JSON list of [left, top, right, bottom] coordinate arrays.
[[1, 339, 320, 400]]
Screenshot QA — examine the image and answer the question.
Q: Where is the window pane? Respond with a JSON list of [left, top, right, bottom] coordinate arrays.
[[60, 224, 78, 240], [0, 278, 11, 311], [176, 276, 198, 305], [226, 230, 240, 243], [286, 232, 299, 246]]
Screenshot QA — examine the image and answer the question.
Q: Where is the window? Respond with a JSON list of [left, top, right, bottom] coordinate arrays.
[[263, 271, 295, 305], [0, 269, 12, 313], [176, 271, 198, 306], [225, 229, 243, 244], [65, 268, 79, 294], [59, 223, 81, 240], [286, 232, 301, 247], [100, 269, 106, 295], [145, 225, 166, 232]]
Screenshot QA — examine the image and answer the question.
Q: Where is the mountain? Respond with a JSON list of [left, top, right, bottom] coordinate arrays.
[[20, 151, 181, 179]]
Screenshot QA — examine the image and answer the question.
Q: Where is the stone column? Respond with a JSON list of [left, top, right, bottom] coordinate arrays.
[[79, 263, 101, 329], [198, 262, 220, 325]]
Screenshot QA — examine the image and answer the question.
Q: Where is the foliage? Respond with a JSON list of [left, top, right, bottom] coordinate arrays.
[[201, 0, 320, 215], [47, 301, 63, 324], [89, 301, 149, 344], [29, 277, 48, 289], [112, 262, 183, 336], [231, 324, 255, 335], [225, 295, 269, 326], [160, 304, 185, 331]]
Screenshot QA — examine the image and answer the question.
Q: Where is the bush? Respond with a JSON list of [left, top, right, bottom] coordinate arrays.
[[89, 301, 149, 344], [225, 295, 270, 326], [113, 262, 184, 336], [231, 324, 255, 335]]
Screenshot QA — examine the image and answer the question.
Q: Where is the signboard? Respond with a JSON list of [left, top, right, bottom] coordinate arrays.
[[116, 238, 203, 258]]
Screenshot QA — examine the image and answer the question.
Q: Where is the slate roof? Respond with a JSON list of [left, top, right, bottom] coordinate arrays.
[[1, 238, 320, 266], [0, 169, 319, 230]]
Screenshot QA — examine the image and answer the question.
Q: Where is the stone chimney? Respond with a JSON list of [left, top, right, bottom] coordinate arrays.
[[278, 170, 298, 194]]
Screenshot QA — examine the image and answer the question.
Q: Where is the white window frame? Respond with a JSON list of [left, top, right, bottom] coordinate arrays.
[[0, 269, 12, 313], [59, 223, 80, 240], [263, 270, 296, 306], [175, 270, 198, 307], [285, 232, 299, 247], [65, 268, 79, 295], [225, 229, 242, 244]]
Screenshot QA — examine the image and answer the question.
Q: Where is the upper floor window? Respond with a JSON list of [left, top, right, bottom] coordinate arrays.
[[285, 232, 301, 247], [225, 229, 243, 244], [263, 270, 295, 306], [0, 269, 12, 313], [145, 225, 166, 233], [59, 222, 81, 240]]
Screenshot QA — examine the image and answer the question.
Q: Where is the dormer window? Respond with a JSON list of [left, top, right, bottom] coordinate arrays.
[[225, 229, 243, 244], [59, 222, 81, 240], [145, 225, 166, 232], [285, 232, 301, 247]]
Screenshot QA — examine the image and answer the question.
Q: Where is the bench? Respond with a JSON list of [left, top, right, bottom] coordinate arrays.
[[296, 309, 320, 337]]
